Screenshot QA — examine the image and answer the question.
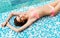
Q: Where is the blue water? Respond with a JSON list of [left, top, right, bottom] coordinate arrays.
[[0, 0, 60, 38], [0, 0, 50, 13]]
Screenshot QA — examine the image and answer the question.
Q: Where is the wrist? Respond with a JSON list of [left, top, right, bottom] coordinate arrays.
[[5, 21, 8, 24], [6, 20, 8, 23]]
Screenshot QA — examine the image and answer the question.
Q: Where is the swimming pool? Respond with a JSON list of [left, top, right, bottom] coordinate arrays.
[[0, 0, 50, 13], [0, 0, 60, 38]]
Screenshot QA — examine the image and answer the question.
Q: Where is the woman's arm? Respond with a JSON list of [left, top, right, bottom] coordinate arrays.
[[7, 18, 37, 32], [2, 12, 23, 27], [6, 12, 22, 22]]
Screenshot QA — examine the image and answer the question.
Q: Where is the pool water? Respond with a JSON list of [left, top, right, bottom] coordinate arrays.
[[0, 0, 60, 38], [0, 0, 50, 13]]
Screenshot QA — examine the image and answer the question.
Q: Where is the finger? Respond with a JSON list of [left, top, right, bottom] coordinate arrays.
[[1, 23, 5, 27], [2, 25, 4, 27]]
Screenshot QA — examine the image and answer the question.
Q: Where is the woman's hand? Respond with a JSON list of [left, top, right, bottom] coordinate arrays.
[[1, 22, 8, 27], [6, 22, 10, 26]]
